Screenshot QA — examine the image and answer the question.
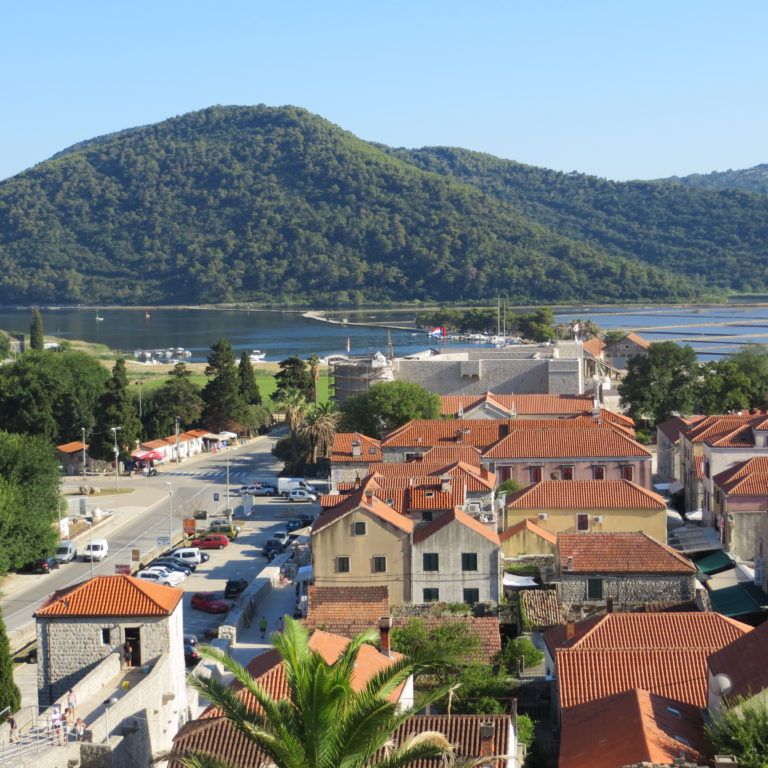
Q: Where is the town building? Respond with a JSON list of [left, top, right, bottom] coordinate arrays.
[[656, 415, 704, 482], [602, 332, 650, 369]]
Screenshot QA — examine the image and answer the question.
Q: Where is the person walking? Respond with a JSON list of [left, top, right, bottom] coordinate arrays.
[[259, 616, 268, 639], [123, 641, 133, 669], [50, 707, 64, 745], [75, 717, 86, 742], [67, 688, 77, 716], [8, 715, 18, 743]]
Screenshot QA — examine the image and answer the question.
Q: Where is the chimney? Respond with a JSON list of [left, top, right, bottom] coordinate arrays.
[[354, 473, 361, 489], [566, 621, 575, 640], [606, 595, 614, 614], [440, 474, 452, 493], [379, 616, 392, 657], [455, 429, 463, 444], [479, 722, 495, 758], [364, 488, 375, 503], [351, 439, 362, 457], [713, 757, 739, 768], [566, 556, 573, 572]]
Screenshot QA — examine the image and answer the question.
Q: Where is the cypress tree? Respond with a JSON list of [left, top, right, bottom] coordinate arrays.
[[0, 610, 21, 715], [92, 358, 142, 462], [30, 309, 44, 351], [238, 351, 261, 405], [202, 339, 245, 432]]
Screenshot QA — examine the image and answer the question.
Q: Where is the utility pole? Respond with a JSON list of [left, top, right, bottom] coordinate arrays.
[[175, 415, 180, 462], [135, 380, 143, 418], [165, 482, 173, 549], [81, 427, 87, 483], [225, 441, 231, 519], [110, 427, 121, 491]]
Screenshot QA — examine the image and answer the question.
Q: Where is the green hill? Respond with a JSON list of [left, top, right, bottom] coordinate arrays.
[[0, 105, 761, 305], [656, 164, 768, 196]]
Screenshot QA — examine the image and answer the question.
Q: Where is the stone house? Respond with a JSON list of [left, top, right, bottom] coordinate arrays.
[[602, 332, 650, 369], [56, 440, 89, 475], [312, 487, 414, 603], [656, 415, 704, 482], [34, 574, 185, 708], [504, 480, 668, 541], [551, 532, 697, 606], [411, 508, 501, 605], [711, 456, 768, 561], [330, 432, 382, 487], [499, 518, 556, 557]]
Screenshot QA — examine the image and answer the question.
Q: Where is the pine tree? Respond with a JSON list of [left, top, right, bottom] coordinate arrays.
[[238, 351, 261, 405], [0, 610, 21, 715], [92, 359, 142, 461], [202, 339, 245, 432], [30, 309, 44, 351]]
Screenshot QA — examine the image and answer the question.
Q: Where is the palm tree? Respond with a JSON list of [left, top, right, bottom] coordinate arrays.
[[181, 618, 461, 768], [274, 387, 308, 470], [300, 402, 340, 464]]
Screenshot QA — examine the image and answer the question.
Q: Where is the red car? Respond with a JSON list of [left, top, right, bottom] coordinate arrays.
[[190, 592, 231, 613], [189, 534, 229, 550]]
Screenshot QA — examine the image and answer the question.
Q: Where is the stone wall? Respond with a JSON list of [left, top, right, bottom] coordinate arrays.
[[218, 577, 272, 643], [556, 573, 696, 605], [729, 510, 765, 561]]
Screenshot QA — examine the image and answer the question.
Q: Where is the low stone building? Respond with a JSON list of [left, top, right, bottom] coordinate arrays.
[[34, 574, 185, 708], [330, 432, 382, 487], [603, 332, 650, 369], [551, 532, 697, 606]]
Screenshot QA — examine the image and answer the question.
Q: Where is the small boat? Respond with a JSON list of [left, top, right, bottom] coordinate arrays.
[[249, 349, 267, 363], [95, 312, 104, 322], [145, 311, 151, 319]]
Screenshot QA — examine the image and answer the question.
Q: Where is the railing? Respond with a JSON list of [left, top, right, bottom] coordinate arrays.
[[0, 706, 83, 766]]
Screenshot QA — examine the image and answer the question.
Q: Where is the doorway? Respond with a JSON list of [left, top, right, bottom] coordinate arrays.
[[124, 627, 142, 666]]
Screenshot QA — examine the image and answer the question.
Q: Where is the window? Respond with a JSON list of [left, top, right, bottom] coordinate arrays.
[[336, 556, 350, 573], [423, 588, 440, 602], [423, 553, 439, 571], [577, 513, 590, 531], [704, 460, 710, 478], [101, 628, 111, 644], [372, 556, 387, 573], [500, 466, 512, 482], [421, 510, 433, 522], [621, 465, 634, 481], [587, 579, 603, 600], [353, 521, 366, 536], [461, 553, 478, 571], [562, 465, 574, 481], [529, 466, 543, 483], [593, 465, 605, 480], [463, 588, 480, 605]]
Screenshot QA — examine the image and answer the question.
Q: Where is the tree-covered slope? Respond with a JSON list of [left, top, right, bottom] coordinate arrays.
[[0, 106, 698, 305], [388, 146, 768, 293], [656, 164, 768, 196]]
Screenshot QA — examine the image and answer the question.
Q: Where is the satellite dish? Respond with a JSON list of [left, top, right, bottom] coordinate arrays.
[[710, 673, 733, 697]]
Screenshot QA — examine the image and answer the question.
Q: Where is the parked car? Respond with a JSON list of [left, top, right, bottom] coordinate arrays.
[[271, 531, 291, 550], [251, 483, 277, 496], [82, 538, 109, 561], [207, 521, 239, 540], [154, 554, 197, 572], [168, 547, 209, 564], [262, 539, 283, 560], [190, 592, 231, 613], [189, 534, 229, 550], [149, 558, 192, 576], [277, 478, 313, 496], [288, 488, 318, 503], [184, 643, 201, 667], [285, 519, 304, 532], [294, 513, 315, 527], [31, 556, 60, 574], [54, 541, 77, 563], [135, 568, 184, 587], [224, 578, 248, 599]]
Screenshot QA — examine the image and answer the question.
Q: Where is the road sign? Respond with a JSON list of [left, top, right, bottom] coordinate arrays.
[[183, 518, 196, 534], [114, 564, 131, 575], [213, 493, 220, 502], [131, 549, 141, 562], [156, 536, 171, 548]]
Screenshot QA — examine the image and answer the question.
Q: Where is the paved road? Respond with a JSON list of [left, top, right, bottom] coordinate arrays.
[[0, 431, 298, 646]]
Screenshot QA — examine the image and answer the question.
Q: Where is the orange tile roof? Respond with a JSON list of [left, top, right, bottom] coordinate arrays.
[[56, 441, 88, 453], [556, 532, 696, 574], [684, 413, 757, 445], [708, 620, 768, 701], [581, 337, 606, 358], [483, 426, 649, 459], [713, 456, 768, 496], [331, 432, 382, 462], [420, 445, 484, 465], [519, 589, 565, 628], [499, 518, 557, 545], [506, 480, 664, 510], [623, 332, 651, 349], [440, 393, 595, 417], [694, 455, 704, 479], [312, 485, 414, 534], [304, 586, 390, 638], [185, 429, 209, 438], [391, 617, 501, 666], [559, 688, 706, 768], [367, 461, 496, 491], [412, 507, 499, 546], [656, 415, 705, 444], [34, 575, 182, 617], [141, 438, 173, 449]]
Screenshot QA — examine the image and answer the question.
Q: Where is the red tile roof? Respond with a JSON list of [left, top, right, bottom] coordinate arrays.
[[708, 620, 768, 702], [56, 441, 88, 453], [412, 507, 499, 546], [34, 575, 182, 617], [656, 415, 705, 445], [331, 432, 382, 462], [303, 585, 389, 637], [141, 438, 173, 449], [506, 480, 664, 510], [185, 429, 210, 438], [499, 518, 557, 545], [440, 393, 595, 417], [519, 590, 565, 628], [367, 461, 496, 491], [712, 456, 768, 496], [581, 338, 606, 358], [694, 455, 704, 479], [623, 332, 651, 349], [420, 445, 484, 465], [312, 485, 414, 534], [392, 617, 501, 666], [684, 413, 758, 446], [559, 688, 706, 768], [556, 532, 696, 574]]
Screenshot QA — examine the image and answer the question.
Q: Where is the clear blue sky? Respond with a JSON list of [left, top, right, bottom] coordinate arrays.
[[1, 0, 766, 183]]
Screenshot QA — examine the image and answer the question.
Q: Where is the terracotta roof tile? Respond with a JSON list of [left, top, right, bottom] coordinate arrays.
[[581, 338, 606, 358], [519, 590, 565, 628], [420, 445, 484, 465], [412, 507, 499, 546], [391, 616, 501, 665], [708, 620, 768, 701], [313, 484, 413, 534], [440, 393, 595, 417], [141, 438, 173, 449], [684, 414, 757, 444], [556, 532, 696, 574], [56, 441, 88, 453], [331, 432, 382, 462], [303, 585, 390, 638], [694, 455, 704, 479], [623, 332, 651, 349], [499, 518, 557, 545], [713, 456, 768, 496], [506, 480, 664, 510], [367, 461, 496, 491], [560, 689, 706, 768], [34, 575, 182, 617], [185, 429, 210, 437], [656, 415, 705, 444]]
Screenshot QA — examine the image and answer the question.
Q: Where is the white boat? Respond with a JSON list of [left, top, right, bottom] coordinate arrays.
[[249, 349, 267, 363]]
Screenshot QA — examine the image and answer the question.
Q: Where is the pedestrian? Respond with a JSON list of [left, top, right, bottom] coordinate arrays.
[[123, 640, 132, 669], [8, 715, 18, 743], [259, 615, 267, 639], [63, 707, 74, 741], [75, 717, 86, 742], [278, 615, 284, 633], [67, 688, 77, 716], [50, 707, 64, 745]]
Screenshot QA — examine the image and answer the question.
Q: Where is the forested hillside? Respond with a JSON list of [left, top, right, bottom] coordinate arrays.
[[0, 105, 763, 305], [388, 146, 768, 294], [656, 164, 768, 196]]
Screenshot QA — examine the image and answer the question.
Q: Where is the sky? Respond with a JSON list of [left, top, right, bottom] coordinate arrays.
[[1, 0, 766, 183]]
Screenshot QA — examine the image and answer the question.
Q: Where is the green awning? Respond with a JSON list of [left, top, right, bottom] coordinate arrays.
[[693, 549, 734, 575], [709, 584, 762, 618]]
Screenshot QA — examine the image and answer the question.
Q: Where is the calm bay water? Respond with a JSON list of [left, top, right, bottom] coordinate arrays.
[[2, 304, 768, 362]]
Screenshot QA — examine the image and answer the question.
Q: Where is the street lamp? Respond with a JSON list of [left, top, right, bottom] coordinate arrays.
[[174, 415, 180, 462], [134, 380, 143, 418], [110, 427, 121, 491], [225, 440, 231, 519], [165, 482, 173, 549]]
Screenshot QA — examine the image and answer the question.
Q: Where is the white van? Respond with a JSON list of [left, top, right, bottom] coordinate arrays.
[[276, 478, 313, 497], [168, 546, 207, 565], [82, 539, 108, 561], [54, 541, 77, 563]]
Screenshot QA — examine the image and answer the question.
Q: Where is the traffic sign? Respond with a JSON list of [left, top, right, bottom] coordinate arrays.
[[213, 493, 220, 502], [114, 564, 131, 575], [183, 518, 196, 534], [156, 536, 171, 548]]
